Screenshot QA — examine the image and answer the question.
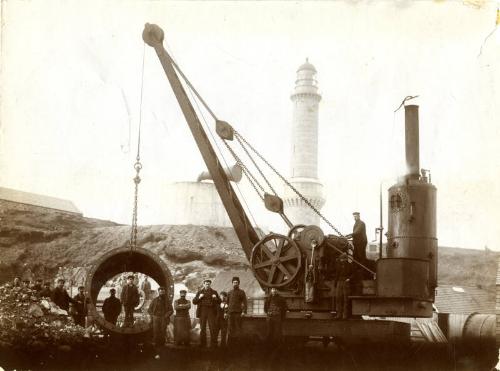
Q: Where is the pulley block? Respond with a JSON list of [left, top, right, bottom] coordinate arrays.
[[295, 225, 325, 252]]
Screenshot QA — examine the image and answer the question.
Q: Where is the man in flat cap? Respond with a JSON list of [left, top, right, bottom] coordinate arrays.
[[148, 286, 174, 354], [51, 278, 76, 312], [193, 279, 220, 348], [39, 281, 52, 298], [264, 287, 287, 345], [346, 212, 367, 265], [174, 289, 191, 346], [32, 279, 43, 293], [227, 276, 247, 345], [72, 286, 88, 327], [334, 253, 353, 319], [121, 275, 140, 327], [102, 288, 122, 325]]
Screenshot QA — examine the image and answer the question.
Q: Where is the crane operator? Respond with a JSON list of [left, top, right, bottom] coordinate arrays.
[[346, 212, 367, 265]]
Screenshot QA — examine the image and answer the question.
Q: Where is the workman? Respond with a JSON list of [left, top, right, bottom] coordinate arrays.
[[39, 282, 52, 298], [148, 286, 174, 353], [32, 279, 43, 292], [192, 279, 220, 348], [264, 287, 287, 345], [121, 275, 140, 327], [102, 288, 122, 325], [346, 212, 367, 265], [51, 278, 76, 312], [216, 291, 229, 347], [72, 286, 87, 327], [174, 289, 192, 346], [334, 253, 353, 320], [141, 277, 152, 301], [227, 276, 247, 345]]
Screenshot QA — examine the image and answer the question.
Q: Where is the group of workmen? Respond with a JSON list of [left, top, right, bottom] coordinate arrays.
[[11, 276, 88, 327], [190, 276, 251, 348], [9, 211, 367, 352], [143, 276, 288, 356]]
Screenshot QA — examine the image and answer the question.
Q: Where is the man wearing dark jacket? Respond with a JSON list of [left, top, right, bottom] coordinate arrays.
[[192, 279, 220, 348], [148, 287, 174, 352], [39, 282, 52, 298], [264, 288, 287, 345], [227, 276, 247, 344], [102, 288, 122, 325], [174, 290, 191, 346], [51, 278, 76, 312], [346, 212, 367, 264], [334, 253, 353, 319], [72, 286, 87, 327], [32, 279, 43, 293], [121, 275, 140, 327]]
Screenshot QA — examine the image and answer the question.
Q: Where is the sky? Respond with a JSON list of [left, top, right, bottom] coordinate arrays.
[[1, 0, 499, 250]]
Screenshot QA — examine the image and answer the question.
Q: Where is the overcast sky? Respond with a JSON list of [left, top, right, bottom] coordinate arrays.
[[1, 1, 499, 250]]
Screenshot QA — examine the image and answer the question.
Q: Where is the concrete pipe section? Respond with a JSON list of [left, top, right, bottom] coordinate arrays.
[[85, 247, 173, 335], [462, 313, 496, 345]]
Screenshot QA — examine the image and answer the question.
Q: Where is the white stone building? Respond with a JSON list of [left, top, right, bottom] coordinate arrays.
[[283, 59, 325, 226]]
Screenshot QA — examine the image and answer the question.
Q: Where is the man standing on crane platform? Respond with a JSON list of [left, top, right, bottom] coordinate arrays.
[[346, 212, 368, 265]]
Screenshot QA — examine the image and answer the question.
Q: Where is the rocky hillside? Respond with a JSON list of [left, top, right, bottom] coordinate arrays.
[[0, 207, 247, 290], [0, 206, 497, 293]]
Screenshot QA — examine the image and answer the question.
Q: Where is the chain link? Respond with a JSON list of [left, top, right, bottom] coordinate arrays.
[[232, 131, 374, 276], [129, 161, 142, 250], [234, 131, 345, 236], [235, 134, 279, 197], [221, 140, 265, 201]]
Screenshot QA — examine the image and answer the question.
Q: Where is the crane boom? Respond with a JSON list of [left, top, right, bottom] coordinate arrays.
[[142, 23, 261, 263]]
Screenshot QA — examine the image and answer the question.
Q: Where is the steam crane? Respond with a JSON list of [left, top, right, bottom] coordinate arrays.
[[142, 23, 437, 344]]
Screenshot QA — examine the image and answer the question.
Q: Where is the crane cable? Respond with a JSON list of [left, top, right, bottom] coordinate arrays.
[[129, 42, 146, 252], [167, 45, 373, 274], [171, 51, 341, 234], [182, 75, 263, 236]]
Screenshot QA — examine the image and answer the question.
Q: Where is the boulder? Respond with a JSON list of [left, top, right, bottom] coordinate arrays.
[[28, 303, 44, 318]]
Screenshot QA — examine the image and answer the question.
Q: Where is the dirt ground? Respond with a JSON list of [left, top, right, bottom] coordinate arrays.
[[0, 340, 497, 371]]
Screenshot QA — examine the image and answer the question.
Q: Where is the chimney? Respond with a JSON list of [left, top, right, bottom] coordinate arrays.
[[404, 104, 420, 180]]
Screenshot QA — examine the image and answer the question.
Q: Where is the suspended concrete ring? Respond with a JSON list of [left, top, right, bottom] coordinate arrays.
[[84, 247, 173, 336]]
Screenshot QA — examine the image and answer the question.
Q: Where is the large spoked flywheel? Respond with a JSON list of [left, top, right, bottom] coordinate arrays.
[[251, 233, 302, 288]]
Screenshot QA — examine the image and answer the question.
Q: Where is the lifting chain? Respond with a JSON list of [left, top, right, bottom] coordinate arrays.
[[230, 131, 375, 276], [129, 42, 146, 252], [166, 49, 373, 275], [129, 159, 142, 250], [221, 140, 265, 201], [233, 131, 345, 237]]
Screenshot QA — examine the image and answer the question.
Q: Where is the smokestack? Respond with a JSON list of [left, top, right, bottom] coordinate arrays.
[[404, 104, 420, 179]]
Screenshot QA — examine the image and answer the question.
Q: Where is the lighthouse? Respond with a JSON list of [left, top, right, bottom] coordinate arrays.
[[283, 59, 325, 226]]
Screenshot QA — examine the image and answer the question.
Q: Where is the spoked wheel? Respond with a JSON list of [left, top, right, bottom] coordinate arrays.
[[251, 233, 302, 288]]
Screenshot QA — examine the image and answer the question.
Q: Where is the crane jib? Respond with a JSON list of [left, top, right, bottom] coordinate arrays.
[[142, 23, 261, 266]]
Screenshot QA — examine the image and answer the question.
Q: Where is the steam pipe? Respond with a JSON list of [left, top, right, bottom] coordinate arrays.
[[404, 105, 420, 179], [378, 182, 383, 260]]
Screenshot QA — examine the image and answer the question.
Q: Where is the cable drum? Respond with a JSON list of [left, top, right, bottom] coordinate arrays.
[[84, 247, 174, 336]]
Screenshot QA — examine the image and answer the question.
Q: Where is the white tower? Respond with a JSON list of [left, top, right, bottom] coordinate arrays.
[[283, 59, 325, 226]]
